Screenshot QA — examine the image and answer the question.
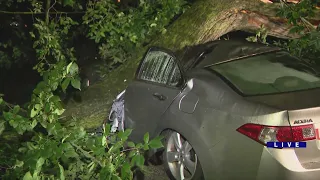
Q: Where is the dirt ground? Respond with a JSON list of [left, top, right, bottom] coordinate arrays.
[[143, 164, 169, 180]]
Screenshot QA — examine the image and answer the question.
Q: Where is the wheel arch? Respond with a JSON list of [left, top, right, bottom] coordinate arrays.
[[151, 116, 217, 180]]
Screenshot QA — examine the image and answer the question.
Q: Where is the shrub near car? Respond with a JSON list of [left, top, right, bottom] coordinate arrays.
[[121, 40, 320, 180]]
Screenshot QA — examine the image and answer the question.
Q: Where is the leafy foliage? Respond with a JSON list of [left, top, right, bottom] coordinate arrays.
[[83, 0, 188, 66], [0, 0, 186, 179], [2, 0, 319, 179], [275, 0, 320, 63], [246, 25, 268, 44], [247, 0, 320, 64]]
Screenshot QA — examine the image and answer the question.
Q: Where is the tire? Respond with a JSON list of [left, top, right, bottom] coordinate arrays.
[[162, 130, 204, 180]]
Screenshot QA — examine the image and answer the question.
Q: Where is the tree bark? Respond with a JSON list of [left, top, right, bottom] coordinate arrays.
[[62, 0, 319, 130]]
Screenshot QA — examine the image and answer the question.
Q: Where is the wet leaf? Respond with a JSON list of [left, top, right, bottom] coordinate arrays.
[[68, 63, 78, 75], [127, 141, 135, 148], [61, 78, 71, 92], [143, 132, 149, 144], [148, 136, 163, 149], [71, 78, 81, 90], [0, 121, 5, 135], [36, 157, 45, 172], [23, 171, 33, 180], [123, 129, 132, 137], [30, 108, 38, 118], [121, 162, 131, 179], [134, 154, 144, 167], [13, 105, 20, 114], [66, 62, 73, 74], [59, 163, 65, 180], [64, 0, 75, 7]]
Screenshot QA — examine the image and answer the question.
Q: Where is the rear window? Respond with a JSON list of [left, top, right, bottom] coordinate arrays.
[[210, 51, 320, 96]]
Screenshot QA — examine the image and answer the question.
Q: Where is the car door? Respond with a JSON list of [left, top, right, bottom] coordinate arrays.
[[124, 47, 185, 142]]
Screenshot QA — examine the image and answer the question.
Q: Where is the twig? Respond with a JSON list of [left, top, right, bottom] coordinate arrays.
[[48, 0, 57, 13], [28, 8, 35, 23], [280, 0, 317, 31], [45, 0, 51, 24], [3, 102, 28, 113], [301, 17, 316, 30], [120, 147, 139, 153], [70, 142, 104, 167], [0, 165, 13, 170]]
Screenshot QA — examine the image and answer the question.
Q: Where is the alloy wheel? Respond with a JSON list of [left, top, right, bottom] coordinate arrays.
[[165, 132, 198, 180]]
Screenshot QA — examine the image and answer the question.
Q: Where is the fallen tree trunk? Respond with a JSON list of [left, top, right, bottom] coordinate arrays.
[[62, 0, 318, 130]]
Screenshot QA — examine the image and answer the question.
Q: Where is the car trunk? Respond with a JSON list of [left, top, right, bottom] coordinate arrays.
[[289, 107, 320, 170], [245, 89, 320, 170], [244, 88, 320, 111]]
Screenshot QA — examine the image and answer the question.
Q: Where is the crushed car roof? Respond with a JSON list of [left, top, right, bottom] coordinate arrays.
[[179, 40, 282, 70]]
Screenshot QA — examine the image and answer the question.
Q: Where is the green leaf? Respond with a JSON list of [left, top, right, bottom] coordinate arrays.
[[104, 123, 111, 136], [102, 136, 107, 146], [123, 129, 132, 137], [121, 162, 132, 179], [89, 163, 95, 173], [61, 78, 71, 92], [9, 120, 18, 128], [128, 150, 136, 158], [64, 148, 78, 158], [44, 103, 51, 113], [64, 0, 74, 7], [66, 62, 73, 74], [3, 112, 12, 121], [13, 105, 20, 114], [143, 132, 149, 144], [14, 160, 24, 168], [59, 163, 65, 180], [36, 157, 45, 172], [23, 171, 33, 180], [54, 108, 65, 116], [135, 154, 145, 167], [136, 143, 143, 149], [0, 121, 5, 135], [0, 97, 3, 104], [100, 166, 109, 180], [30, 32, 35, 38], [34, 104, 41, 110], [127, 141, 135, 148], [292, 11, 299, 19], [148, 136, 164, 149], [143, 143, 149, 150], [31, 120, 37, 129], [118, 129, 132, 140], [30, 108, 38, 118], [71, 78, 81, 90], [68, 63, 79, 75]]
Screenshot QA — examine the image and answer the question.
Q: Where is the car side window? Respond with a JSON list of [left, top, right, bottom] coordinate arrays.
[[137, 50, 182, 87]]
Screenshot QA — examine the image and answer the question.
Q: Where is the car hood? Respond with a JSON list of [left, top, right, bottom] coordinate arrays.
[[244, 88, 320, 110]]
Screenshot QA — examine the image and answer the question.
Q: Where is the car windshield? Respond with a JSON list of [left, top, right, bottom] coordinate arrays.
[[210, 51, 320, 96]]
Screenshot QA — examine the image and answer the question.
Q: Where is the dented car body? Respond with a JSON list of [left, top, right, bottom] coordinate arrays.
[[119, 40, 320, 180]]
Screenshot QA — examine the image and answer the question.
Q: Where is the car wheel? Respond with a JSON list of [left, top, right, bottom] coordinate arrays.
[[163, 130, 204, 180]]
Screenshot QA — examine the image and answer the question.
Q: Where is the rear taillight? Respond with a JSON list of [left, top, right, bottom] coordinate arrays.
[[237, 123, 316, 145]]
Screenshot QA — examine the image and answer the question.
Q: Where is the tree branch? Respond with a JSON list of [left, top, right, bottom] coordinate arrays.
[[70, 142, 104, 167], [45, 0, 51, 24]]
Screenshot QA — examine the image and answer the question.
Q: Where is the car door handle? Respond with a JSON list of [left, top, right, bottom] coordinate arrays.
[[153, 93, 166, 101]]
